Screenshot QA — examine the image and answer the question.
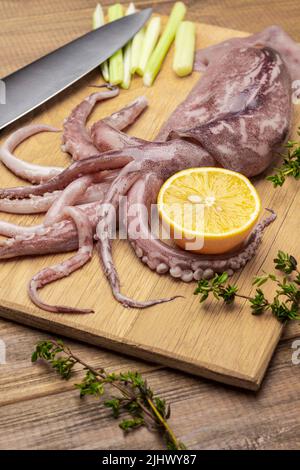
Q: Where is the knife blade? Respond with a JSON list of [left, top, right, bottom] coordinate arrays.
[[0, 8, 152, 130]]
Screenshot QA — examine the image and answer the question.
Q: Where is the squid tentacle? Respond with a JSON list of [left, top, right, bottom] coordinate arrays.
[[0, 178, 113, 214], [103, 96, 148, 130], [0, 202, 100, 259], [0, 151, 133, 200], [91, 121, 145, 152], [28, 206, 94, 313], [0, 220, 44, 238], [0, 124, 63, 183], [95, 166, 182, 308], [0, 219, 78, 259], [91, 96, 148, 152], [44, 171, 111, 226], [0, 191, 62, 214], [62, 86, 119, 160]]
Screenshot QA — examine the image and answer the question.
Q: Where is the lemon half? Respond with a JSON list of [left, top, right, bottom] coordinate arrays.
[[157, 167, 261, 254]]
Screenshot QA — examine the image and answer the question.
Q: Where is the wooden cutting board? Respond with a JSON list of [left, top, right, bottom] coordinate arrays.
[[0, 21, 299, 391]]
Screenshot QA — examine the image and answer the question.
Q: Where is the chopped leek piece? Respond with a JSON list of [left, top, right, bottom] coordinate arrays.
[[126, 2, 136, 15], [121, 42, 131, 90], [131, 26, 145, 74], [121, 3, 136, 89], [92, 3, 109, 82], [136, 16, 161, 77], [143, 2, 186, 87], [173, 21, 196, 77], [92, 3, 104, 29], [108, 4, 124, 85]]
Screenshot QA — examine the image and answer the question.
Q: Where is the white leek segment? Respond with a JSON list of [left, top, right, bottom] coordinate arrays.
[[126, 2, 136, 15], [92, 3, 104, 28], [92, 3, 109, 82], [131, 27, 145, 74], [108, 4, 124, 85], [121, 3, 136, 89], [143, 2, 186, 86], [173, 21, 196, 77], [136, 17, 161, 77]]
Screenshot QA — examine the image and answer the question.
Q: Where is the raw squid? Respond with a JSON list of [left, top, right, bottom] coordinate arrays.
[[1, 26, 299, 312]]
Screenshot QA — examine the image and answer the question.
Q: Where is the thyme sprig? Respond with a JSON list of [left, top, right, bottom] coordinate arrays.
[[31, 339, 185, 450], [194, 250, 300, 323], [267, 130, 300, 187]]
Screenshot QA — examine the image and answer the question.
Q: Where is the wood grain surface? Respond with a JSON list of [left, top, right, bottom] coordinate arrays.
[[0, 0, 299, 450]]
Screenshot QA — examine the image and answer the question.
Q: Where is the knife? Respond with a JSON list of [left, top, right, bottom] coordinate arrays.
[[0, 8, 152, 130]]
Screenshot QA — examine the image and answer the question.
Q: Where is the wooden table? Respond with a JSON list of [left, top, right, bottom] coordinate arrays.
[[0, 0, 300, 450]]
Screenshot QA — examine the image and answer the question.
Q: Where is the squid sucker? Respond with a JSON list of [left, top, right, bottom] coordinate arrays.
[[0, 26, 299, 312]]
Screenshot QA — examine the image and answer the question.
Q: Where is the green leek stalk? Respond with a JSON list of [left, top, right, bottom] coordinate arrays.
[[136, 16, 161, 77], [143, 2, 186, 86], [121, 2, 136, 89], [93, 3, 110, 82], [108, 3, 124, 85], [173, 21, 196, 77], [131, 26, 145, 74]]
